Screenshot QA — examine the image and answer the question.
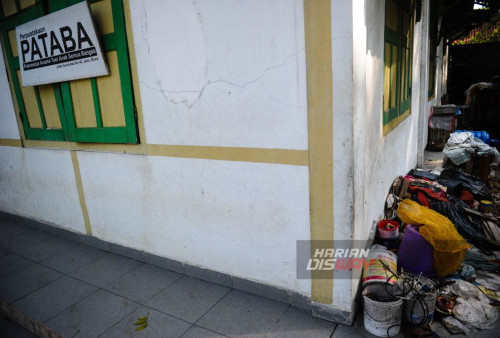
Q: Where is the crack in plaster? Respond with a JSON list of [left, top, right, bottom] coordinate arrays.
[[139, 46, 308, 109]]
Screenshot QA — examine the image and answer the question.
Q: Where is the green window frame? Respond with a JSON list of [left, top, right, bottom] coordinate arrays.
[[383, 0, 414, 127], [0, 0, 138, 144]]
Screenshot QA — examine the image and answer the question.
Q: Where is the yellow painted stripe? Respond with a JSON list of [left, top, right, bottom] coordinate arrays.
[[71, 151, 93, 236], [304, 0, 334, 304], [382, 109, 411, 135], [1, 35, 26, 140], [22, 140, 308, 166], [123, 0, 147, 143], [0, 139, 23, 147], [23, 140, 146, 154], [146, 145, 308, 165]]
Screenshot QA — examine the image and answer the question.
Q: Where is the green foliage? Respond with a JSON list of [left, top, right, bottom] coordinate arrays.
[[454, 10, 500, 45]]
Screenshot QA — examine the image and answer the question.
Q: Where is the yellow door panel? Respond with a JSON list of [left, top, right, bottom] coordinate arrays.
[[391, 45, 398, 109], [71, 79, 97, 128], [8, 30, 18, 57], [17, 71, 43, 128], [385, 0, 398, 32], [8, 75, 20, 114], [90, 0, 114, 35], [19, 0, 35, 10], [384, 42, 391, 112], [98, 51, 125, 127], [1, 0, 17, 17], [38, 85, 62, 129]]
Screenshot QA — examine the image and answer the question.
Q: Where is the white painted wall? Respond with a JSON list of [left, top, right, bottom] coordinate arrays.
[[129, 0, 308, 150], [77, 151, 311, 294], [0, 49, 20, 139], [0, 147, 86, 233], [330, 0, 444, 312], [331, 0, 356, 311], [355, 0, 438, 239]]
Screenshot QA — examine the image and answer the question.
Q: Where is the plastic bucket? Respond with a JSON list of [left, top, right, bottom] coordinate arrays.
[[403, 276, 437, 325], [362, 249, 398, 286], [363, 283, 403, 337], [377, 220, 400, 239]]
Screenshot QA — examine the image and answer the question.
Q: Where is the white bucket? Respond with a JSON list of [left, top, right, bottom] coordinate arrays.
[[363, 283, 403, 337], [403, 276, 437, 325]]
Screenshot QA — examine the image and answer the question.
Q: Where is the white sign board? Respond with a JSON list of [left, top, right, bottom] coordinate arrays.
[[16, 1, 109, 87]]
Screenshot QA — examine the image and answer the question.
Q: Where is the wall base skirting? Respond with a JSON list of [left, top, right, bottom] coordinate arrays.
[[0, 211, 357, 325]]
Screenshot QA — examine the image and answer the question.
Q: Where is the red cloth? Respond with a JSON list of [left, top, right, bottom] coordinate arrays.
[[459, 190, 475, 208], [417, 191, 430, 207], [408, 184, 448, 202]]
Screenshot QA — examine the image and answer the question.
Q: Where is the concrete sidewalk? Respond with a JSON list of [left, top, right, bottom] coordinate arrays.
[[0, 216, 346, 338]]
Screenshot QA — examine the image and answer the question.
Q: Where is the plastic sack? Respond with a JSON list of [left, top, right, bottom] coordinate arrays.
[[442, 279, 498, 330], [443, 132, 500, 165], [396, 199, 470, 276]]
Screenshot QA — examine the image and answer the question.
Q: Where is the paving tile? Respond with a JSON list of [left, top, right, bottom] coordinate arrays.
[[16, 237, 75, 263], [267, 307, 335, 338], [0, 229, 55, 254], [45, 290, 139, 337], [0, 247, 7, 258], [13, 276, 98, 322], [0, 264, 62, 303], [197, 290, 288, 337], [332, 309, 403, 338], [0, 314, 37, 338], [0, 219, 31, 240], [102, 306, 192, 338], [146, 276, 230, 323], [181, 325, 227, 338], [41, 243, 107, 274], [70, 254, 141, 288], [0, 253, 34, 279], [332, 323, 402, 338], [104, 263, 182, 303]]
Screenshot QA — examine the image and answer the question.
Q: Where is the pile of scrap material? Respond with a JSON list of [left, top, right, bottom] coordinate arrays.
[[443, 132, 500, 167], [443, 131, 500, 182], [368, 167, 500, 336]]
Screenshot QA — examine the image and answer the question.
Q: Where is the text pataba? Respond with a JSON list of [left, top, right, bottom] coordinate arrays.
[[19, 22, 94, 64]]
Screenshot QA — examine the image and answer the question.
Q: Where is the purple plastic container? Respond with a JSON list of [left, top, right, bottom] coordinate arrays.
[[397, 224, 435, 277]]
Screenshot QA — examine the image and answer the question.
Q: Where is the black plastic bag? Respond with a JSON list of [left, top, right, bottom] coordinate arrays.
[[407, 169, 440, 181], [438, 168, 492, 200], [429, 200, 492, 255]]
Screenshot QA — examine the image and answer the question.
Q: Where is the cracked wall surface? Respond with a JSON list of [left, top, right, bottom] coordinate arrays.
[[129, 0, 308, 149]]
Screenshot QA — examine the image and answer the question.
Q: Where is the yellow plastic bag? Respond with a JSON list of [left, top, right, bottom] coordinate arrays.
[[397, 199, 470, 276]]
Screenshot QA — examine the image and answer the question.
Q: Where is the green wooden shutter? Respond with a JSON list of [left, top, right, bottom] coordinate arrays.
[[0, 0, 138, 144]]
